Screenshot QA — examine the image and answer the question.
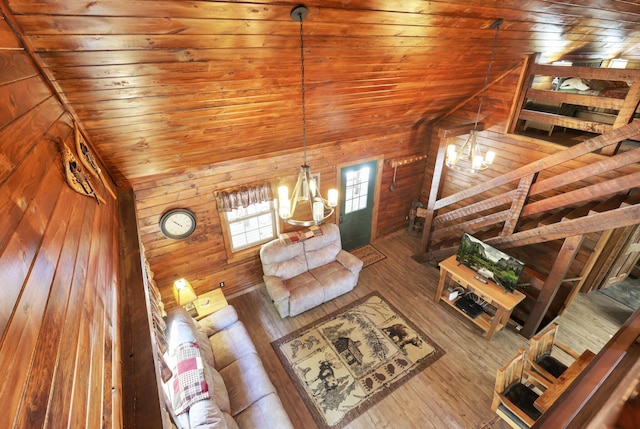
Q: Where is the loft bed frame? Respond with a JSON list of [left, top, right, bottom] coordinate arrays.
[[509, 57, 640, 155]]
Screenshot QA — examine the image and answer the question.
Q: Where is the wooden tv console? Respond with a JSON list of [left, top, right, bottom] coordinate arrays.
[[435, 255, 526, 340]]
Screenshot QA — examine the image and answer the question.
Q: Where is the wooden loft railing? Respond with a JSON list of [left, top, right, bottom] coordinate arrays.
[[419, 121, 640, 257], [508, 57, 640, 155], [417, 121, 640, 337]]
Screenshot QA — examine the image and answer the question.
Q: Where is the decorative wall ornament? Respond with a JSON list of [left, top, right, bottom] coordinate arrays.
[[51, 134, 104, 204], [74, 121, 117, 199]]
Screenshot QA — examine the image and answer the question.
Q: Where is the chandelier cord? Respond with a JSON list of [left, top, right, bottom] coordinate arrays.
[[473, 19, 502, 132], [297, 9, 308, 166]]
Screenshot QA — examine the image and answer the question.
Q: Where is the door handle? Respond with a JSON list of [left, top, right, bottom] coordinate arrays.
[[339, 215, 344, 224]]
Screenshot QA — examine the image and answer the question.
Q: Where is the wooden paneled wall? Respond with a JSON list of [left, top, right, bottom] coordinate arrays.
[[418, 66, 523, 221], [134, 127, 429, 305], [0, 16, 120, 429], [424, 66, 640, 212]]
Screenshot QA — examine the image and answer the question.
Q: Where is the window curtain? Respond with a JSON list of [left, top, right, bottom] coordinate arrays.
[[215, 182, 273, 212]]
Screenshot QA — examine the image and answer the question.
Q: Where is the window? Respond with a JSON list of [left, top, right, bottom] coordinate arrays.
[[216, 182, 278, 260], [344, 166, 370, 214], [225, 200, 278, 252]]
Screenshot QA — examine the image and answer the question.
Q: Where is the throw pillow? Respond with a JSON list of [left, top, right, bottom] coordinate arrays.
[[279, 225, 323, 245], [172, 341, 211, 415]]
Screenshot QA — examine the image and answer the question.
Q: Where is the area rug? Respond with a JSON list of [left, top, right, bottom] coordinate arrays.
[[271, 292, 445, 428], [349, 244, 386, 267]]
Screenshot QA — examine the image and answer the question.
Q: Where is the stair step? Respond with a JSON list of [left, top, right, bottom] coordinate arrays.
[[518, 207, 575, 231], [518, 215, 546, 231], [561, 201, 602, 221], [474, 227, 505, 241], [429, 237, 460, 252], [588, 193, 629, 214], [508, 242, 562, 276], [537, 208, 575, 226], [622, 189, 640, 207]]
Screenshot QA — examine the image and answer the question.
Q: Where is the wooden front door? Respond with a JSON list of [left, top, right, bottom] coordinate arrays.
[[338, 160, 377, 250]]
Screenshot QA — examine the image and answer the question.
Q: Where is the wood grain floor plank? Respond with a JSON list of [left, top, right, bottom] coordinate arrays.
[[228, 230, 630, 428]]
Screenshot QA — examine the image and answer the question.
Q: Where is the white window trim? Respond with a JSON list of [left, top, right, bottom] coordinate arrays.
[[219, 198, 279, 262]]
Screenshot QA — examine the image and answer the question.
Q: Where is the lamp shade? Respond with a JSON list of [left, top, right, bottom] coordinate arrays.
[[173, 278, 197, 306]]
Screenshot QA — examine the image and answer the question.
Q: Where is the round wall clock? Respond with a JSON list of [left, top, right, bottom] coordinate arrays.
[[159, 209, 197, 239]]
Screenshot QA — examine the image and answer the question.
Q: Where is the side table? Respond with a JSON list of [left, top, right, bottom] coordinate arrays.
[[194, 288, 228, 320], [435, 255, 526, 339]]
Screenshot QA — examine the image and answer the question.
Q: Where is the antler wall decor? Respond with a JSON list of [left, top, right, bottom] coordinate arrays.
[[75, 121, 117, 199], [50, 134, 105, 204]]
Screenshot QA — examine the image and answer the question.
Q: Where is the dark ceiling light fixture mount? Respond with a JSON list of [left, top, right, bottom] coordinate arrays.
[[445, 18, 503, 173], [277, 5, 338, 226]]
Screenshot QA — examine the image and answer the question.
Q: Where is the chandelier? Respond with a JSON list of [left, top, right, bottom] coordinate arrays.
[[445, 18, 502, 173], [278, 5, 338, 226]]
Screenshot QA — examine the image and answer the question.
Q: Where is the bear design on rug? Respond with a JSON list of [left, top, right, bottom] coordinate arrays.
[[317, 360, 338, 391], [382, 324, 423, 350]]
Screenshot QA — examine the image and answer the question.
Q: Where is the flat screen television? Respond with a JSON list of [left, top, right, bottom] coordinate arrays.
[[456, 233, 525, 293]]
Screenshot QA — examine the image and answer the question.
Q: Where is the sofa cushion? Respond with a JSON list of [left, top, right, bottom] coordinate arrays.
[[260, 240, 308, 281], [219, 353, 276, 416], [209, 321, 257, 370], [234, 393, 294, 429], [166, 307, 199, 347], [188, 370, 227, 429], [195, 328, 216, 369], [336, 249, 364, 274], [210, 367, 231, 415], [303, 223, 342, 270], [285, 272, 325, 316], [198, 305, 239, 337], [310, 261, 359, 301], [223, 412, 239, 429]]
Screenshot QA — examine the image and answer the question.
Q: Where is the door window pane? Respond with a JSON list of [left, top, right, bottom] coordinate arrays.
[[344, 167, 370, 214]]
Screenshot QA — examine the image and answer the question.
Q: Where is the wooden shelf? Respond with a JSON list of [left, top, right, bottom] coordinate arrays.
[[440, 294, 495, 332]]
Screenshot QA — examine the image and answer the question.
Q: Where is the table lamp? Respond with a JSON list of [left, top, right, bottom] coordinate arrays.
[[173, 278, 198, 316]]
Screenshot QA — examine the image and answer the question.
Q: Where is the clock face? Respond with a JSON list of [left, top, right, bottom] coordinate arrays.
[[160, 209, 196, 239]]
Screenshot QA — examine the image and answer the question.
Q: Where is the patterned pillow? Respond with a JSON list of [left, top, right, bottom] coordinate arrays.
[[172, 342, 210, 415]]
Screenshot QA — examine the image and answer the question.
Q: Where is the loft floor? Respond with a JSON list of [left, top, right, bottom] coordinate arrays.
[[516, 126, 640, 151], [227, 230, 631, 428]]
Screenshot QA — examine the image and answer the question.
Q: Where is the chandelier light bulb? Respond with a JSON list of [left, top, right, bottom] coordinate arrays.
[[313, 200, 324, 222], [278, 186, 291, 219], [472, 155, 484, 171], [485, 150, 496, 165], [328, 189, 338, 207]]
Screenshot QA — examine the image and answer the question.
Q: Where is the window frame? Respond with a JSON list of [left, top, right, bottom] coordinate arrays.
[[218, 195, 280, 263]]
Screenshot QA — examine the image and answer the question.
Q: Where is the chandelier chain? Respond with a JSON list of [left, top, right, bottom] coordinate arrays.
[[279, 5, 337, 226], [473, 19, 502, 132], [298, 9, 307, 165]]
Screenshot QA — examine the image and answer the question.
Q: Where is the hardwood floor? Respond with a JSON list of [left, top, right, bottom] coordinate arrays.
[[228, 230, 632, 428]]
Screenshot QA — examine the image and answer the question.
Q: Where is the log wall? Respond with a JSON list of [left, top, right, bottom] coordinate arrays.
[[134, 127, 429, 304], [0, 16, 120, 429]]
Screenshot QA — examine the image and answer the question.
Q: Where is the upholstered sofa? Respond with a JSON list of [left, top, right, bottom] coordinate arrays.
[[259, 223, 363, 317], [162, 304, 293, 429]]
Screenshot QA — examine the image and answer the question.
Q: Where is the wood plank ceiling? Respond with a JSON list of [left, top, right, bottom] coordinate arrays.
[[4, 0, 640, 188]]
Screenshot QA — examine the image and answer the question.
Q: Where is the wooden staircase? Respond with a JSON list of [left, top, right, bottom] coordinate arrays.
[[417, 120, 640, 338]]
